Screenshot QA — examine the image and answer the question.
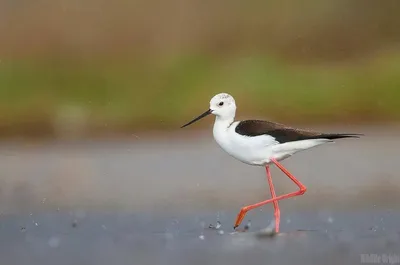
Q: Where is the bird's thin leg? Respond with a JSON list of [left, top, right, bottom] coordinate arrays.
[[234, 158, 307, 230], [271, 158, 307, 192], [266, 166, 280, 233]]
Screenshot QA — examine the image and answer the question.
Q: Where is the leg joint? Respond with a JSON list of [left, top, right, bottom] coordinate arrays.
[[299, 186, 307, 195], [242, 206, 251, 212]]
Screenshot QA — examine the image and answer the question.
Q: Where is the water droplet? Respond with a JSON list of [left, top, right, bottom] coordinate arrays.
[[209, 221, 222, 230], [369, 226, 377, 232], [258, 226, 277, 237], [244, 220, 251, 231]]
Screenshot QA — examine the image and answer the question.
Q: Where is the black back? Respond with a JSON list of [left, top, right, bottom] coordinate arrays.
[[234, 120, 362, 144]]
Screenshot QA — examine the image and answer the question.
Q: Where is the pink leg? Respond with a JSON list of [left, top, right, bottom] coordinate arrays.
[[266, 166, 280, 233], [234, 158, 307, 230]]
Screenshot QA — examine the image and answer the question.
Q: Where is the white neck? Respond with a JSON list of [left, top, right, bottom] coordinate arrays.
[[213, 115, 234, 133], [212, 115, 235, 150]]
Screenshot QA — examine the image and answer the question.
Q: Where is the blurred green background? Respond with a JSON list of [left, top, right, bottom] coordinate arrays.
[[1, 0, 399, 138]]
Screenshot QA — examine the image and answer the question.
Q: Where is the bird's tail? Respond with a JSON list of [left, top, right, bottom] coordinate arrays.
[[319, 133, 363, 140]]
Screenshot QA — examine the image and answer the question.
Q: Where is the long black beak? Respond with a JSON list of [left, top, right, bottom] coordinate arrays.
[[181, 109, 213, 128]]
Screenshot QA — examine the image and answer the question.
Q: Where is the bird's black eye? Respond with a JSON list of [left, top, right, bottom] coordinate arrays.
[[218, 102, 224, 106]]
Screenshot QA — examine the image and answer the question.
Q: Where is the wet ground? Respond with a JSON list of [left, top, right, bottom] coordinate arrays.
[[0, 125, 400, 265], [1, 211, 399, 265]]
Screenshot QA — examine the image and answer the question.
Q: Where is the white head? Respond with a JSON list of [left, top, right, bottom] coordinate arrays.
[[209, 93, 236, 119], [181, 93, 237, 128]]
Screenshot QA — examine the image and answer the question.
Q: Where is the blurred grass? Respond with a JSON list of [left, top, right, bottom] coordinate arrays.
[[1, 50, 400, 138], [1, 0, 400, 137]]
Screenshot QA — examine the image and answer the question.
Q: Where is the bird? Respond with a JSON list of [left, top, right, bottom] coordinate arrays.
[[181, 93, 362, 233]]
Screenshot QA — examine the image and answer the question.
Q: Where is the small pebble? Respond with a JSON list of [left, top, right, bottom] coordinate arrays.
[[199, 235, 205, 240]]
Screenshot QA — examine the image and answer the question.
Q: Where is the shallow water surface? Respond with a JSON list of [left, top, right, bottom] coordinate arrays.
[[0, 126, 399, 264], [0, 210, 399, 265]]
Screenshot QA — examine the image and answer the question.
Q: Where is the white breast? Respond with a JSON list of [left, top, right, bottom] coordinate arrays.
[[213, 121, 278, 165]]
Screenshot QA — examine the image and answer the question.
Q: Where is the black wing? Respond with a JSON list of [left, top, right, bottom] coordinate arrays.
[[234, 120, 362, 144]]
